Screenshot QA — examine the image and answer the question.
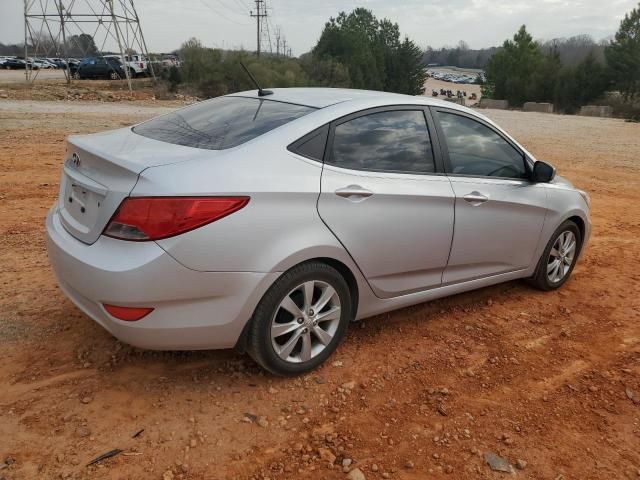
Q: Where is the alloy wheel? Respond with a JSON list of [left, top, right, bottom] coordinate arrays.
[[270, 280, 341, 363], [547, 230, 576, 283]]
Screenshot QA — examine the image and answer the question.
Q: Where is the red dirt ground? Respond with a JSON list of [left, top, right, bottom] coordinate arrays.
[[0, 101, 639, 480]]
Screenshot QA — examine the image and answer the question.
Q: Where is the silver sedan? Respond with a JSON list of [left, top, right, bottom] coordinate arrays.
[[46, 88, 591, 375]]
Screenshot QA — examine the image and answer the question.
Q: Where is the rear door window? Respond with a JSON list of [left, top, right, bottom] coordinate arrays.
[[134, 96, 315, 150]]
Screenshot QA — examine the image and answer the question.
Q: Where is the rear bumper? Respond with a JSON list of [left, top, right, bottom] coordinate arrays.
[[46, 207, 278, 350]]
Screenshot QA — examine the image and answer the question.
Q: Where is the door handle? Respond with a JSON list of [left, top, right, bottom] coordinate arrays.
[[335, 185, 373, 199], [463, 191, 489, 204]]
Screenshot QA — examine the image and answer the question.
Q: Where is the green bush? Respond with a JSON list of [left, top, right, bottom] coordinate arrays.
[[602, 94, 640, 121], [175, 38, 312, 98]]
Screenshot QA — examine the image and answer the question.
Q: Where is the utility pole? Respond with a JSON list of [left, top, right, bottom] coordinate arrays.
[[281, 37, 287, 58], [24, 0, 29, 83], [250, 0, 266, 57], [107, 0, 132, 91], [275, 26, 281, 57], [129, 0, 156, 82], [23, 0, 153, 90], [57, 0, 70, 84]]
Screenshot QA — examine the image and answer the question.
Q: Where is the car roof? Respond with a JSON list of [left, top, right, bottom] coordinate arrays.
[[229, 87, 466, 110]]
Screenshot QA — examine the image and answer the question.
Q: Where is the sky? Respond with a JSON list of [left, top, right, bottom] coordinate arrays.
[[1, 0, 637, 55]]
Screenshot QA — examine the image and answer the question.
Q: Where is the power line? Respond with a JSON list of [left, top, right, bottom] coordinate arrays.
[[199, 0, 249, 26], [215, 0, 248, 17], [228, 0, 251, 15]]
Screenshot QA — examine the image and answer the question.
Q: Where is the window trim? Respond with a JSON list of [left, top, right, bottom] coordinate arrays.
[[286, 105, 447, 175], [317, 105, 445, 176], [287, 124, 330, 162], [430, 107, 532, 181]]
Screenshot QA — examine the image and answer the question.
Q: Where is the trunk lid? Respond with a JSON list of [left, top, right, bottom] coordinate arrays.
[[57, 127, 218, 244]]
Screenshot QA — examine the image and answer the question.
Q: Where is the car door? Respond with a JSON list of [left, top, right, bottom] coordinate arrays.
[[106, 59, 120, 77], [431, 107, 548, 284], [316, 106, 455, 298], [97, 58, 110, 78], [81, 59, 96, 78]]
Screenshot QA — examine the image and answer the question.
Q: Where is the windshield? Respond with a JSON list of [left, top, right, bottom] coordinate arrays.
[[133, 96, 315, 150]]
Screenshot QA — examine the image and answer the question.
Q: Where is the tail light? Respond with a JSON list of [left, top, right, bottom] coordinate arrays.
[[104, 304, 154, 321], [103, 196, 249, 241], [139, 62, 143, 68]]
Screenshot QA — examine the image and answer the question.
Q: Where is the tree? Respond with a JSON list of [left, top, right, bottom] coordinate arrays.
[[313, 9, 385, 90], [529, 48, 561, 102], [542, 35, 605, 66], [299, 54, 351, 87], [483, 25, 609, 110], [388, 38, 427, 95], [483, 25, 545, 106], [67, 33, 98, 57], [0, 42, 24, 56], [312, 8, 425, 95], [605, 3, 640, 100]]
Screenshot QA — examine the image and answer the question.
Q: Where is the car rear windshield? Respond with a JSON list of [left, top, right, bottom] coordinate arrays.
[[133, 96, 316, 150]]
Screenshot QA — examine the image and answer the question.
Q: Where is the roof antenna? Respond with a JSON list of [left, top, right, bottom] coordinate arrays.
[[240, 62, 273, 97]]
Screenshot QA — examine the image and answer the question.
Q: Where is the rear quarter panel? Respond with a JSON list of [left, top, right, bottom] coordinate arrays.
[[133, 139, 352, 275]]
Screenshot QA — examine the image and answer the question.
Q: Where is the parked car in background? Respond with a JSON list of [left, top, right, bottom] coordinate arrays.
[[67, 59, 80, 71], [64, 59, 81, 77], [3, 58, 27, 69], [104, 54, 148, 77], [428, 69, 484, 85], [47, 58, 68, 69], [46, 88, 591, 375], [73, 57, 126, 80], [42, 58, 59, 69], [161, 54, 180, 67], [30, 58, 56, 69]]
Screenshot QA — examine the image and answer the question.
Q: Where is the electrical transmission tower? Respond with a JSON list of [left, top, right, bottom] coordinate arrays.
[[23, 0, 155, 90], [250, 0, 272, 56]]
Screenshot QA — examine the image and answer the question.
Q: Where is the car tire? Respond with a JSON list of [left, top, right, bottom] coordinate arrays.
[[72, 71, 80, 80], [527, 220, 582, 291], [109, 71, 121, 80], [247, 261, 352, 376]]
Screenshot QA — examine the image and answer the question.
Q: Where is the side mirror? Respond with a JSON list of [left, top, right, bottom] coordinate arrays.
[[532, 161, 556, 183]]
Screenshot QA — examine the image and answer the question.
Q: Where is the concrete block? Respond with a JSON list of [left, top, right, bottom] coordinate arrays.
[[523, 102, 554, 113], [444, 97, 465, 106], [579, 105, 613, 117], [477, 99, 508, 110]]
